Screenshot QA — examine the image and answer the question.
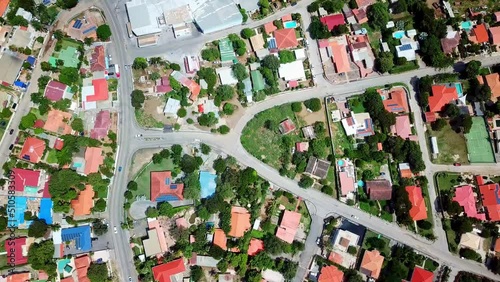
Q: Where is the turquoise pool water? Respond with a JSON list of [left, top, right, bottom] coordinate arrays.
[[284, 21, 297, 29], [455, 82, 464, 97], [393, 30, 406, 39], [337, 160, 345, 166], [57, 259, 71, 273], [461, 21, 472, 30]]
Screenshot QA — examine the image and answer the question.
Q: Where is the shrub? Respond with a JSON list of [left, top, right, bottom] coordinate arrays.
[[291, 102, 302, 112], [218, 125, 230, 134], [304, 98, 322, 112], [177, 108, 187, 118], [321, 185, 333, 195]]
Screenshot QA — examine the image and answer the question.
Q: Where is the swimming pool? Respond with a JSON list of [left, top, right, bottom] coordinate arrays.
[[393, 30, 406, 39], [455, 82, 464, 97], [337, 160, 345, 166], [461, 21, 472, 30], [57, 259, 71, 273], [284, 21, 297, 29]]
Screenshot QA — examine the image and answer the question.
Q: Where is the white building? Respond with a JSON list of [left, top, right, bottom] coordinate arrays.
[[332, 229, 360, 252], [125, 0, 162, 37], [15, 8, 33, 22], [341, 112, 373, 136], [278, 61, 306, 81], [396, 40, 419, 61], [163, 98, 181, 116], [192, 0, 243, 34], [236, 0, 260, 14], [217, 67, 238, 85]]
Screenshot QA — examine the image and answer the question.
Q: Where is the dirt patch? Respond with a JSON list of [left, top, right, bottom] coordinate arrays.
[[297, 104, 326, 126], [143, 97, 174, 124], [130, 148, 161, 178], [88, 10, 106, 26], [222, 97, 245, 129]]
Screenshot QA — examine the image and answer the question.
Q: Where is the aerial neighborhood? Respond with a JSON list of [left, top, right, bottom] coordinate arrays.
[[1, 0, 500, 282]]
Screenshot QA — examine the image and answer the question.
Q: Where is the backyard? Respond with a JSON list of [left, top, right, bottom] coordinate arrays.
[[427, 124, 469, 164], [435, 172, 461, 192], [49, 38, 83, 68], [132, 158, 175, 200], [135, 109, 164, 129], [326, 102, 352, 156], [362, 230, 391, 257]]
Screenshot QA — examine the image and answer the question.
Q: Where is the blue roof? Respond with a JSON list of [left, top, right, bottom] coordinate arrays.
[[398, 44, 413, 51], [26, 56, 36, 66], [199, 171, 217, 199], [82, 26, 97, 34], [43, 0, 51, 5], [61, 225, 92, 251], [268, 38, 277, 50], [14, 81, 27, 88], [9, 196, 28, 227], [156, 194, 181, 202], [73, 20, 83, 29], [39, 198, 53, 224]]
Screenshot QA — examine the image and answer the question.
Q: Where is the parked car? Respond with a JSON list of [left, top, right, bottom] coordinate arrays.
[[11, 103, 17, 110], [9, 129, 14, 135], [118, 166, 122, 172], [114, 227, 117, 233], [8, 144, 13, 150], [453, 163, 461, 166]]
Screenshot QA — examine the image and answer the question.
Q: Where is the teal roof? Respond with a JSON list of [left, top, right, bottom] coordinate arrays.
[[219, 38, 236, 62], [251, 70, 265, 91]]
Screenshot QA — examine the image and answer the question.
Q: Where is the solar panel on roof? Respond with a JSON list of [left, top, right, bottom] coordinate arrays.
[[82, 26, 96, 34], [73, 20, 81, 28], [399, 44, 412, 51], [170, 184, 177, 190], [268, 38, 277, 49]]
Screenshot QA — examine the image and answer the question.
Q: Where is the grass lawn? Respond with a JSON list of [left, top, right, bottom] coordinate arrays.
[[241, 104, 302, 169], [326, 167, 337, 199], [46, 149, 58, 164], [348, 97, 365, 114], [359, 201, 379, 216], [427, 124, 469, 164], [133, 158, 175, 200], [251, 229, 265, 238], [108, 78, 118, 91], [60, 37, 83, 50], [380, 211, 393, 222], [443, 218, 458, 253], [423, 258, 439, 272], [363, 230, 391, 256], [435, 172, 461, 192], [135, 109, 164, 129]]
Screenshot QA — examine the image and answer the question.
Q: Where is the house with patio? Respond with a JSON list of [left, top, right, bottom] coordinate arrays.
[[428, 84, 459, 113], [406, 186, 427, 221], [477, 73, 500, 101], [276, 210, 301, 244], [71, 185, 94, 217], [150, 171, 184, 202], [453, 185, 486, 220], [19, 137, 46, 163]]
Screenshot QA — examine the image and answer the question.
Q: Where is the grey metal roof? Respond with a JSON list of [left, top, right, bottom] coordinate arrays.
[[193, 0, 243, 34], [127, 3, 151, 29], [238, 0, 259, 12], [0, 54, 22, 84]]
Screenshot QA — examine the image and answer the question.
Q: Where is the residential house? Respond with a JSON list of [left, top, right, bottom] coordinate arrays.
[[294, 48, 306, 60], [146, 219, 168, 255], [359, 249, 384, 279], [251, 70, 265, 91], [273, 29, 298, 49], [366, 179, 392, 200], [318, 265, 344, 282], [479, 183, 500, 221], [332, 229, 360, 252], [353, 8, 368, 24], [250, 33, 265, 51], [155, 76, 173, 93], [477, 73, 500, 101], [278, 60, 306, 81], [184, 56, 200, 74], [143, 229, 162, 257], [228, 206, 251, 238], [302, 125, 316, 139], [406, 186, 427, 221], [43, 109, 73, 135], [171, 71, 201, 101], [163, 98, 181, 117], [396, 40, 420, 61], [152, 259, 186, 282], [398, 163, 412, 179], [71, 184, 95, 216], [279, 119, 296, 134], [391, 114, 415, 140], [84, 147, 104, 175], [331, 39, 351, 74], [441, 30, 461, 54], [348, 35, 375, 77], [213, 228, 227, 250], [295, 142, 309, 152], [337, 159, 356, 197], [90, 45, 106, 72], [61, 225, 92, 252], [342, 4, 356, 24], [276, 210, 301, 243], [150, 171, 184, 202], [469, 23, 489, 44], [82, 78, 109, 109], [217, 67, 239, 85], [453, 185, 486, 220], [74, 255, 91, 282], [0, 53, 24, 85], [5, 237, 28, 265], [44, 80, 71, 102], [428, 84, 459, 113], [320, 14, 345, 30], [379, 87, 409, 113], [305, 156, 331, 179], [341, 112, 375, 138], [189, 254, 220, 268], [11, 168, 41, 193], [264, 22, 277, 34], [410, 267, 434, 282], [5, 272, 31, 282], [90, 110, 111, 140], [356, 0, 375, 8], [459, 232, 482, 251], [247, 239, 264, 256], [19, 137, 46, 163]]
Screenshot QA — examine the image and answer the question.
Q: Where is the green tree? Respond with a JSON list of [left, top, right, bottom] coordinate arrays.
[[232, 63, 249, 81], [331, 24, 349, 36], [41, 61, 52, 71], [197, 67, 217, 91], [198, 112, 219, 127], [177, 107, 187, 118], [58, 67, 79, 85], [190, 266, 203, 281], [71, 117, 84, 132], [218, 125, 230, 134], [241, 28, 255, 39], [291, 102, 302, 112], [362, 170, 375, 180], [37, 75, 51, 90], [321, 0, 344, 13], [131, 89, 145, 109], [308, 16, 330, 39], [392, 0, 408, 13], [304, 98, 322, 112], [132, 57, 148, 70], [145, 207, 159, 218], [87, 263, 109, 282], [58, 0, 78, 9], [124, 190, 133, 200], [19, 112, 37, 129], [464, 60, 481, 79], [299, 175, 314, 188], [368, 3, 390, 29], [214, 85, 235, 105], [28, 219, 49, 237], [261, 55, 281, 70], [180, 154, 200, 173], [278, 50, 295, 63], [96, 24, 112, 41], [127, 181, 138, 191], [321, 185, 334, 195], [150, 72, 161, 81], [307, 2, 320, 13], [183, 172, 201, 200], [258, 0, 269, 8], [431, 118, 447, 131], [213, 158, 227, 173], [93, 198, 107, 212], [366, 237, 386, 250], [158, 202, 174, 216], [201, 48, 220, 62], [28, 240, 56, 276], [344, 269, 364, 282], [92, 219, 108, 235], [223, 103, 235, 115], [53, 30, 64, 40], [375, 52, 394, 73]]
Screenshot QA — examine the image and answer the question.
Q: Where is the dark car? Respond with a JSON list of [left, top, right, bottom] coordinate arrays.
[[8, 144, 13, 150], [9, 129, 14, 135], [453, 163, 461, 166], [108, 72, 115, 76], [11, 103, 17, 110]]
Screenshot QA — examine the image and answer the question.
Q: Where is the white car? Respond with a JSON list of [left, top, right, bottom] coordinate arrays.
[[114, 227, 117, 234]]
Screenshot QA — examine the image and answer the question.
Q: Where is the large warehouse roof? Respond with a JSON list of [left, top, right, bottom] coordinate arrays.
[[126, 0, 162, 36], [192, 0, 243, 34]]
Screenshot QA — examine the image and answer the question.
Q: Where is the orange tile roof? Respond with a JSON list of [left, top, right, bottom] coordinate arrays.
[[479, 183, 500, 221], [429, 85, 458, 112], [328, 251, 344, 264], [71, 185, 95, 216], [480, 73, 500, 100], [494, 238, 500, 252], [360, 250, 384, 279], [274, 29, 299, 49], [380, 87, 409, 113], [247, 239, 264, 256], [6, 272, 30, 282], [264, 22, 277, 34], [318, 265, 344, 282], [489, 26, 500, 45], [43, 109, 73, 135], [150, 171, 184, 202], [276, 210, 301, 243], [472, 24, 489, 43], [84, 147, 104, 175], [228, 206, 251, 238], [19, 137, 46, 163], [0, 0, 11, 18], [406, 186, 428, 221], [75, 255, 91, 281], [330, 41, 351, 73], [213, 228, 227, 250]]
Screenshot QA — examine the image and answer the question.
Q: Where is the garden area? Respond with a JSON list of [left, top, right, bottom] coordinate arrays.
[[427, 124, 469, 164], [132, 157, 175, 200]]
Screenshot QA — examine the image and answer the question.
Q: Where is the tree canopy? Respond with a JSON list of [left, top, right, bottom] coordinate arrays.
[[261, 55, 281, 70], [232, 63, 249, 81], [28, 240, 56, 276], [367, 3, 390, 29], [131, 90, 145, 109], [28, 219, 49, 237], [132, 57, 148, 69], [87, 263, 109, 282], [96, 24, 112, 41]]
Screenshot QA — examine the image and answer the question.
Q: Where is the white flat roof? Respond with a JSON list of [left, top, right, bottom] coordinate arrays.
[[192, 0, 243, 33], [278, 61, 306, 81], [164, 98, 181, 114], [216, 67, 238, 85], [126, 0, 162, 36]]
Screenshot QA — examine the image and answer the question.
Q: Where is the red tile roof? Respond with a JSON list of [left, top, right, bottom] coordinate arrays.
[[320, 14, 345, 30], [319, 265, 344, 282], [88, 78, 109, 102], [6, 272, 30, 282], [331, 41, 351, 74], [392, 114, 412, 139], [213, 228, 227, 250], [0, 0, 11, 18], [429, 85, 458, 112], [410, 267, 434, 282], [356, 0, 375, 7], [328, 251, 343, 264], [19, 137, 46, 163], [84, 147, 104, 175], [34, 119, 45, 128], [366, 180, 392, 200], [74, 255, 91, 282], [152, 258, 186, 282], [353, 8, 368, 24], [441, 31, 460, 54], [282, 14, 292, 22], [12, 168, 40, 192], [5, 237, 27, 265], [44, 80, 68, 101], [479, 183, 500, 221], [476, 175, 485, 186], [264, 22, 277, 34], [495, 238, 500, 252], [90, 45, 106, 72], [279, 119, 296, 134], [54, 138, 64, 150], [424, 112, 437, 122], [360, 250, 384, 279], [453, 185, 486, 220], [406, 186, 427, 221], [380, 87, 409, 113], [274, 29, 299, 49], [229, 206, 251, 238], [150, 171, 184, 202], [71, 185, 95, 216], [276, 210, 301, 243], [472, 24, 489, 43], [247, 238, 264, 256], [90, 110, 111, 140]]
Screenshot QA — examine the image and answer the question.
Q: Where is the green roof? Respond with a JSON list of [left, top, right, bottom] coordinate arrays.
[[219, 38, 236, 62], [251, 70, 265, 91]]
